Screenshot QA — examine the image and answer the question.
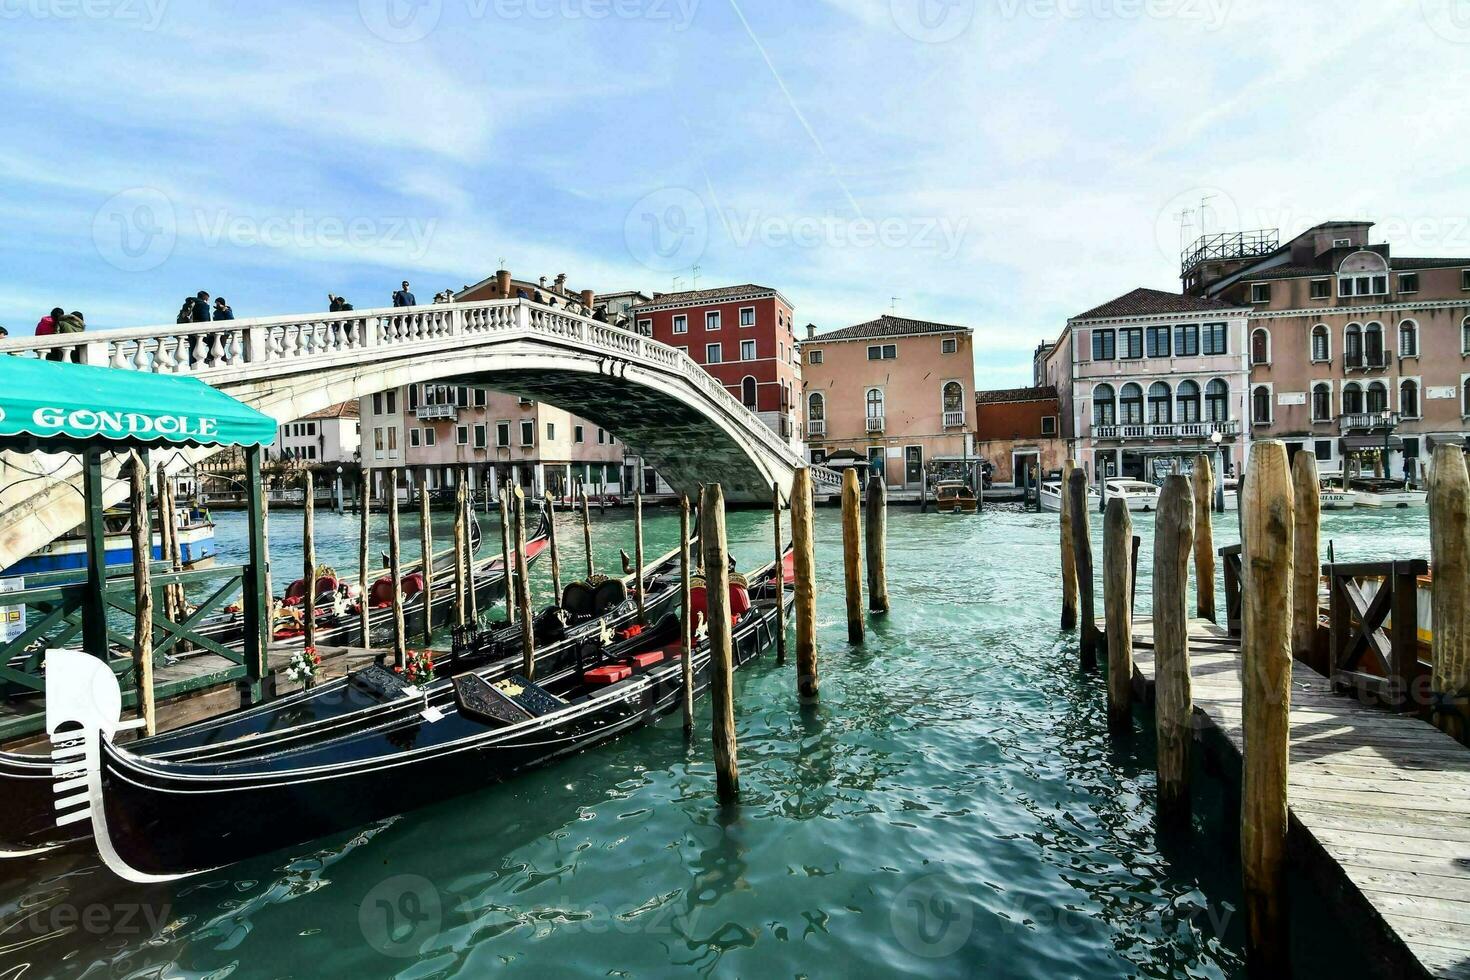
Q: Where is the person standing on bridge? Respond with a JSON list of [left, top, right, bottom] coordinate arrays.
[[328, 293, 354, 312], [392, 281, 416, 307], [213, 297, 234, 320], [35, 307, 63, 335], [192, 291, 212, 322]]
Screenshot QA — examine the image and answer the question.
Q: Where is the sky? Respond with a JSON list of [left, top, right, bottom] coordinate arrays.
[[2, 0, 1469, 390]]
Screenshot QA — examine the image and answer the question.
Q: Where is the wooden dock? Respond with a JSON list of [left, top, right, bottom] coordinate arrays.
[[1131, 617, 1470, 980]]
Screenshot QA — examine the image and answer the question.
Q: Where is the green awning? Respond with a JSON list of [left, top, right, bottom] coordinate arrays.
[[0, 358, 275, 451]]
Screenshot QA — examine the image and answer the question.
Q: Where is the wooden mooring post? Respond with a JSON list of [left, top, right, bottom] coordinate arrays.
[[865, 474, 889, 615], [841, 467, 863, 643], [1068, 468, 1098, 668], [500, 488, 515, 625], [680, 495, 695, 737], [1193, 454, 1216, 623], [453, 481, 467, 627], [792, 467, 819, 700], [513, 486, 535, 678], [419, 484, 434, 644], [1154, 475, 1194, 825], [634, 488, 647, 624], [545, 491, 562, 604], [358, 473, 370, 646], [387, 471, 408, 668], [462, 471, 477, 625], [772, 483, 788, 665], [302, 471, 316, 650], [581, 488, 595, 579], [128, 452, 156, 735], [1291, 451, 1320, 662], [1102, 497, 1132, 734], [1429, 444, 1470, 741], [1240, 441, 1293, 978], [1060, 459, 1079, 631], [701, 483, 739, 804]]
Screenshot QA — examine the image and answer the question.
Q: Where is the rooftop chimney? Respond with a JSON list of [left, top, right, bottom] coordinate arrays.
[[495, 269, 511, 297], [554, 273, 568, 294], [580, 288, 595, 309], [805, 323, 816, 340]]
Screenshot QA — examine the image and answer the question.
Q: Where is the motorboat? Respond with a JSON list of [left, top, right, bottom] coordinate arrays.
[[1349, 478, 1427, 509], [1319, 481, 1358, 510], [1039, 480, 1099, 513], [933, 481, 977, 513], [1102, 479, 1160, 512]]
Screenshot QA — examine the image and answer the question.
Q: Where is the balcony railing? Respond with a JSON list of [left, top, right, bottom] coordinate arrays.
[[1093, 419, 1240, 441], [942, 410, 966, 428], [1339, 411, 1399, 433], [806, 419, 826, 437], [1344, 351, 1389, 371], [866, 415, 885, 434], [416, 403, 457, 421]]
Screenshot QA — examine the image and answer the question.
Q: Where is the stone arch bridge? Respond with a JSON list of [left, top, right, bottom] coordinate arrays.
[[0, 298, 838, 571]]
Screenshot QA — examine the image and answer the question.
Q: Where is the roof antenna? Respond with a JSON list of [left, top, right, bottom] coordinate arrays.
[[691, 264, 701, 290], [1198, 193, 1217, 237], [1176, 207, 1195, 253], [890, 296, 900, 314]]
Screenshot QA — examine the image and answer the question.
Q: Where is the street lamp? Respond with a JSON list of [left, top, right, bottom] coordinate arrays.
[[335, 465, 345, 515], [1210, 429, 1226, 513]]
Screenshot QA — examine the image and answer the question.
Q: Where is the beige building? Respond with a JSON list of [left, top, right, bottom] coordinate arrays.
[[801, 314, 975, 489]]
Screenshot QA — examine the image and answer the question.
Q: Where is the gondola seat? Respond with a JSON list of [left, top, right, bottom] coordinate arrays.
[[368, 576, 397, 608], [561, 581, 597, 619], [686, 580, 752, 629], [314, 575, 339, 596], [285, 578, 307, 602], [401, 572, 425, 598], [584, 664, 631, 685], [628, 649, 670, 669], [592, 578, 628, 615]]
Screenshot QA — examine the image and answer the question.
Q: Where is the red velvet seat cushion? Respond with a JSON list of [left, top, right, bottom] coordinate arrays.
[[585, 664, 631, 684], [628, 650, 667, 668]]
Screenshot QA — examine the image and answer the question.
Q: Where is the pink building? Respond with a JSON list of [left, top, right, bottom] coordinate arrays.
[[1185, 220, 1470, 481], [800, 315, 975, 489], [1041, 288, 1251, 485]]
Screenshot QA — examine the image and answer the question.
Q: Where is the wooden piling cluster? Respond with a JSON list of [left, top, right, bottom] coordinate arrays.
[[513, 487, 534, 677], [772, 483, 788, 665], [386, 471, 407, 667], [680, 495, 695, 737], [419, 485, 434, 643], [634, 489, 647, 624], [791, 468, 819, 701], [840, 468, 863, 643], [1291, 452, 1320, 661], [1192, 454, 1215, 623], [545, 491, 562, 604], [1067, 468, 1098, 668], [865, 475, 889, 615], [1059, 459, 1079, 630], [453, 482, 467, 627], [500, 488, 515, 625], [463, 471, 478, 624], [358, 473, 371, 646]]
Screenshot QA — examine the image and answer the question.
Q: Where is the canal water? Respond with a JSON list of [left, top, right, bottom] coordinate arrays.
[[0, 503, 1430, 978]]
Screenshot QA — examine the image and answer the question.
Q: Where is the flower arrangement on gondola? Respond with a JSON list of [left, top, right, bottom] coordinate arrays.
[[398, 649, 436, 689], [286, 646, 322, 688]]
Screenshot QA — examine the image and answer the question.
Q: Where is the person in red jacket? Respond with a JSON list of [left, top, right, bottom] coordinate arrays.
[[35, 307, 63, 335]]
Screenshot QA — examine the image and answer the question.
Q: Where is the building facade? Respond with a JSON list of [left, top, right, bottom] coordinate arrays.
[[1186, 220, 1470, 481], [272, 401, 360, 464], [635, 284, 802, 445], [973, 386, 1065, 485], [1042, 288, 1250, 485], [801, 314, 976, 489]]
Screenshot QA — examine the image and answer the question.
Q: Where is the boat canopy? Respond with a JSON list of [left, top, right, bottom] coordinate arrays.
[[1341, 435, 1404, 452], [0, 359, 275, 452]]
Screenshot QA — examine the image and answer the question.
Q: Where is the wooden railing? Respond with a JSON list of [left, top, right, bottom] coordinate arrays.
[[1325, 559, 1428, 710]]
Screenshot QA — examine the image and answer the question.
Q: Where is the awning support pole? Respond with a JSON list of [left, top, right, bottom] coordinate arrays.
[[241, 446, 269, 702], [81, 446, 109, 659]]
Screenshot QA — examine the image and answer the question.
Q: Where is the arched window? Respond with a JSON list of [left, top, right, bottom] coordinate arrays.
[[1250, 328, 1270, 365], [1464, 381, 1470, 417], [1312, 383, 1331, 422], [807, 391, 825, 422], [1093, 384, 1116, 426], [942, 381, 964, 413], [1400, 379, 1419, 418], [1148, 382, 1172, 424], [1398, 320, 1418, 357], [1345, 323, 1363, 367], [1176, 380, 1201, 423], [1119, 383, 1144, 425], [1367, 381, 1388, 413], [1205, 379, 1229, 421], [1252, 386, 1271, 424], [1342, 382, 1364, 415], [1311, 324, 1331, 362], [1463, 316, 1470, 354], [866, 388, 884, 419], [741, 376, 757, 409], [1364, 322, 1385, 366]]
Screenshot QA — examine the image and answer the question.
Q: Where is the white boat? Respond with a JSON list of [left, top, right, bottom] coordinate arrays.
[[1319, 482, 1358, 510], [1350, 478, 1427, 509], [1039, 479, 1099, 512], [1222, 477, 1238, 512], [1103, 479, 1161, 512]]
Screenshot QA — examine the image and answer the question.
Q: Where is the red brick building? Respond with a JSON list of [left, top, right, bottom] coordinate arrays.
[[974, 385, 1065, 485], [633, 284, 801, 445]]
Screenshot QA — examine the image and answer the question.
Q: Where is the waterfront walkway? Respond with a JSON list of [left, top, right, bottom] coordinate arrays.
[[1131, 618, 1470, 980]]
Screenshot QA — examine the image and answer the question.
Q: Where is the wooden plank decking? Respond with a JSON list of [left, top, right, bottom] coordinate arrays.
[[1130, 617, 1470, 980]]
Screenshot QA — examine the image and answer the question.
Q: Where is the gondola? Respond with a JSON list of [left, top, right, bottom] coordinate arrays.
[[49, 549, 793, 880], [0, 521, 687, 856]]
